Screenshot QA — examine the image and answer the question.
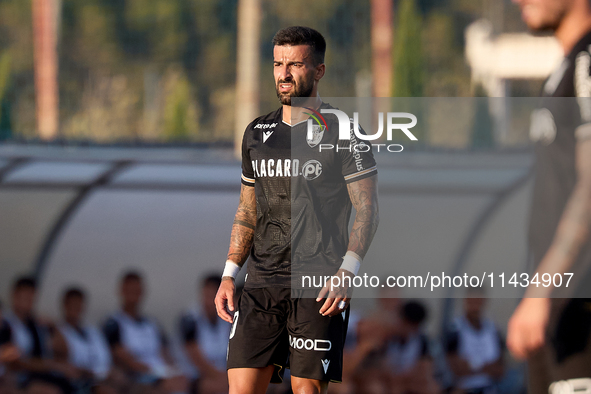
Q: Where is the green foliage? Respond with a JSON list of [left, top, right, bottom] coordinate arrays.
[[163, 66, 199, 140], [0, 51, 11, 107], [392, 0, 424, 97], [0, 50, 11, 140], [0, 0, 523, 146]]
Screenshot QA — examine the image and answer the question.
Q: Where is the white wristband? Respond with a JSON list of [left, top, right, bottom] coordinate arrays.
[[339, 251, 362, 276], [222, 260, 241, 279]]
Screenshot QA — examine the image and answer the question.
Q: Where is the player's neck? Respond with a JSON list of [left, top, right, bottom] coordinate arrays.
[[555, 7, 591, 55], [282, 94, 322, 125], [65, 316, 80, 328], [123, 305, 139, 319]]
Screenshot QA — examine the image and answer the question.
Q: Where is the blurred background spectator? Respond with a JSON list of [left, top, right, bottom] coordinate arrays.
[[178, 274, 229, 394], [102, 271, 188, 394], [51, 287, 118, 394], [445, 289, 504, 394], [4, 277, 72, 394]]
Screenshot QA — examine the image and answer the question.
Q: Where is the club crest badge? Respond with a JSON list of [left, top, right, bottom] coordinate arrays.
[[307, 124, 325, 148]]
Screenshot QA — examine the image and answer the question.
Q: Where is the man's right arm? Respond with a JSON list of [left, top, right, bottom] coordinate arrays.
[[215, 184, 256, 323], [226, 184, 257, 271]]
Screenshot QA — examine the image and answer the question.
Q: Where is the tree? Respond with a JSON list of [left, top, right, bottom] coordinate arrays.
[[392, 0, 424, 97]]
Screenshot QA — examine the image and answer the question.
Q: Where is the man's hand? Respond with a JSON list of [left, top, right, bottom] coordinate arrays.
[[507, 297, 550, 360], [316, 269, 354, 317], [215, 277, 236, 323]]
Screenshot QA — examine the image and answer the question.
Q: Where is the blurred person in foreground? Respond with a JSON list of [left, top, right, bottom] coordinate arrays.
[[4, 277, 74, 394], [51, 288, 119, 394], [102, 272, 187, 394], [445, 290, 503, 394], [214, 26, 379, 394], [509, 0, 591, 393], [178, 275, 229, 394]]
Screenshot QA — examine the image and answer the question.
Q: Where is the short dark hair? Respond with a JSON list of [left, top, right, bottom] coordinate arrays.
[[272, 26, 326, 65], [12, 276, 37, 292], [402, 301, 427, 325], [63, 287, 85, 303], [121, 270, 143, 285], [202, 274, 222, 288]]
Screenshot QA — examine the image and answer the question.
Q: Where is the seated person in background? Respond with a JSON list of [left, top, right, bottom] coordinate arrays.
[[51, 287, 118, 394], [384, 301, 439, 394], [339, 288, 403, 394], [346, 300, 439, 394], [1, 300, 20, 393], [103, 271, 187, 394], [445, 290, 504, 394], [178, 275, 229, 394], [4, 276, 73, 394]]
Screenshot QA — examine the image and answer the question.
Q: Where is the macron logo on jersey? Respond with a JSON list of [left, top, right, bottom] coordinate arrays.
[[254, 123, 278, 143], [263, 129, 274, 143]]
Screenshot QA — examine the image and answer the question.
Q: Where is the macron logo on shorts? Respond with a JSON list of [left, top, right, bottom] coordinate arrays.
[[321, 359, 330, 374]]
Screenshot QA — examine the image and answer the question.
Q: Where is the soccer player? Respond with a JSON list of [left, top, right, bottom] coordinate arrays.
[[508, 0, 591, 392], [214, 26, 379, 394]]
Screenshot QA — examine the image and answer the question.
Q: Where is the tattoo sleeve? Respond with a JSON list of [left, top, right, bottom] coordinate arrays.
[[227, 184, 257, 266], [346, 175, 380, 259]]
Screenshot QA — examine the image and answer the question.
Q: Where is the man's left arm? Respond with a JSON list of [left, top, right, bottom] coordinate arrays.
[[508, 138, 591, 359], [346, 174, 380, 259], [317, 174, 379, 316]]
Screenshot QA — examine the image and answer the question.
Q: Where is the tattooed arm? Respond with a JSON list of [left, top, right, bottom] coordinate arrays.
[[318, 174, 379, 316], [508, 138, 591, 359], [346, 174, 380, 259], [226, 184, 257, 272], [215, 184, 256, 322]]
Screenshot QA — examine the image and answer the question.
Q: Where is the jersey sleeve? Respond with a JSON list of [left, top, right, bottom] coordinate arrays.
[[444, 329, 459, 354], [102, 318, 121, 347], [0, 320, 12, 346], [179, 314, 198, 344], [241, 129, 255, 187], [419, 334, 430, 357], [338, 121, 377, 184]]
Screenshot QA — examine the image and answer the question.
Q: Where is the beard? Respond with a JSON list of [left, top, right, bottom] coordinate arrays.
[[275, 77, 315, 106]]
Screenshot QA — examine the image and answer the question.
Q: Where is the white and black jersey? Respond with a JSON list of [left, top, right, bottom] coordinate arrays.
[[445, 317, 503, 390], [385, 332, 430, 375], [103, 312, 169, 378], [241, 102, 377, 288], [0, 319, 11, 377], [3, 311, 47, 359], [179, 309, 230, 375], [58, 323, 111, 380]]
